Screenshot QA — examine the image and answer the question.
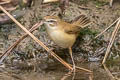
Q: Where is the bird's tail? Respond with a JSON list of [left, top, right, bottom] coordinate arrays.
[[72, 15, 91, 28]]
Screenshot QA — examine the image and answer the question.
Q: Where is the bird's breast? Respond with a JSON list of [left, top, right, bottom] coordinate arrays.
[[47, 30, 76, 48]]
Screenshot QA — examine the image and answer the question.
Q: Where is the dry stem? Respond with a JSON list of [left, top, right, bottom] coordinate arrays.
[[102, 18, 120, 64], [0, 22, 42, 63]]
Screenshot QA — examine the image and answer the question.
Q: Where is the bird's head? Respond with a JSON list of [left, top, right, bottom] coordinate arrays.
[[43, 16, 61, 30]]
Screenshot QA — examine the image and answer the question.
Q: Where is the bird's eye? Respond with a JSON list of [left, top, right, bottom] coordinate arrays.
[[48, 21, 57, 27], [47, 20, 56, 23]]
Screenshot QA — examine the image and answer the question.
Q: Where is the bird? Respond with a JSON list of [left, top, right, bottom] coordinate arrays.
[[43, 15, 91, 72]]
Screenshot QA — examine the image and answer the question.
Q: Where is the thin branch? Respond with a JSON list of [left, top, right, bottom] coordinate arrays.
[[94, 17, 120, 39], [102, 18, 120, 64], [0, 22, 42, 63], [103, 64, 115, 80], [87, 17, 120, 45]]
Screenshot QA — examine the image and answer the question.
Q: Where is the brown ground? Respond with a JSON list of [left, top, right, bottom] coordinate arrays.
[[0, 0, 120, 80]]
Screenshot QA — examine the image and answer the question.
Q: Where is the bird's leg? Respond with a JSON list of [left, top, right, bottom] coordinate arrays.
[[68, 47, 76, 72], [69, 47, 76, 80]]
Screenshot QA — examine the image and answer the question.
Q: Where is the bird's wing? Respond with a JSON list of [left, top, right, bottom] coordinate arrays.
[[72, 15, 91, 28], [64, 24, 81, 34], [62, 15, 91, 34], [58, 21, 79, 34]]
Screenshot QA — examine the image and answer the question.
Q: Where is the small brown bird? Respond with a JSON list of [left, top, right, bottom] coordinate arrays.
[[43, 15, 91, 72]]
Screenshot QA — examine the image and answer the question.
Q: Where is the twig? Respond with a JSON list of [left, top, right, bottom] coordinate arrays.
[[88, 17, 120, 46], [94, 17, 120, 39], [103, 64, 115, 80], [0, 22, 42, 63], [93, 47, 106, 57], [89, 73, 93, 80], [0, 5, 92, 72], [0, 1, 10, 5], [102, 18, 120, 64], [78, 5, 90, 10], [61, 71, 72, 80]]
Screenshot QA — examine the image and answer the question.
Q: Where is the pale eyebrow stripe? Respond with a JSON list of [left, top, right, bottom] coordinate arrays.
[[46, 19, 57, 22]]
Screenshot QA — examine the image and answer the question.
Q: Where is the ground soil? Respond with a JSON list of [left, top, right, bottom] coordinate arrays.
[[0, 0, 120, 80]]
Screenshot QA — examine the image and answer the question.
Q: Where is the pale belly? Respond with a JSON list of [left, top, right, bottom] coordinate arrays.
[[47, 30, 76, 48]]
